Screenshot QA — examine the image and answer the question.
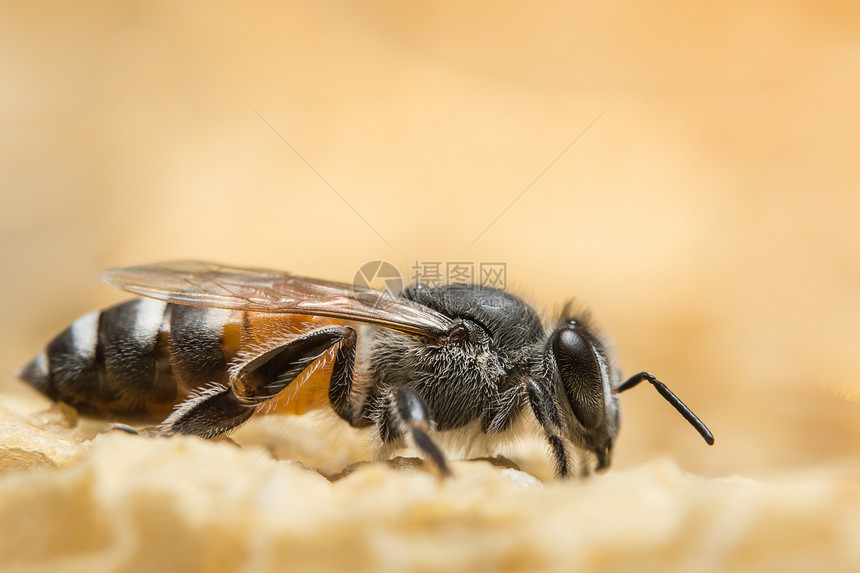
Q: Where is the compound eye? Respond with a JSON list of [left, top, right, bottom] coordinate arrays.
[[552, 326, 605, 430]]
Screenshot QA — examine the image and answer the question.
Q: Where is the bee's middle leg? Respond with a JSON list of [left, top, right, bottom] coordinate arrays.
[[379, 387, 451, 477], [161, 326, 353, 438]]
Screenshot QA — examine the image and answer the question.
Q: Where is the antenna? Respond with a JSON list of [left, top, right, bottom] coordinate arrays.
[[615, 372, 715, 445]]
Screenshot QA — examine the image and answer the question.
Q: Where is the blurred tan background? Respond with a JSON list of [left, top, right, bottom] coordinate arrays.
[[1, 0, 858, 478]]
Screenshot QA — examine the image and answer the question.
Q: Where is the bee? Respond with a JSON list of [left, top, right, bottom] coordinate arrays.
[[17, 260, 713, 478]]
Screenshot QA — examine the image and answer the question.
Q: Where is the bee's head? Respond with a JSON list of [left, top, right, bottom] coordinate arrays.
[[543, 310, 714, 474], [544, 314, 621, 472]]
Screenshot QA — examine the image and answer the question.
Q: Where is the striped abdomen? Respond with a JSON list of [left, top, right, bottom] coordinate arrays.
[[18, 299, 340, 422], [18, 299, 242, 421]]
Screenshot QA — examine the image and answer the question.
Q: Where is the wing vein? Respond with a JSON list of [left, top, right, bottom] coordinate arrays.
[[102, 260, 454, 340]]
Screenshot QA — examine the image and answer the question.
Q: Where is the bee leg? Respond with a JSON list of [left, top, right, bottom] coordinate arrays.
[[381, 387, 452, 477], [162, 327, 351, 438], [109, 423, 141, 435], [524, 377, 574, 479], [232, 326, 352, 405], [160, 383, 256, 438], [327, 327, 365, 425]]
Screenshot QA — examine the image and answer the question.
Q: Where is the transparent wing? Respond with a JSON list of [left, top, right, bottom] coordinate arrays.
[[102, 260, 455, 339]]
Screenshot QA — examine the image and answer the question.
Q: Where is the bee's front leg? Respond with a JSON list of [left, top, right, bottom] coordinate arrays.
[[523, 377, 574, 479], [161, 326, 353, 438]]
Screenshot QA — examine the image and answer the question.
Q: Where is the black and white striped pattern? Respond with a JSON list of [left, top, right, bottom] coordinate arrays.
[[18, 299, 235, 419]]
